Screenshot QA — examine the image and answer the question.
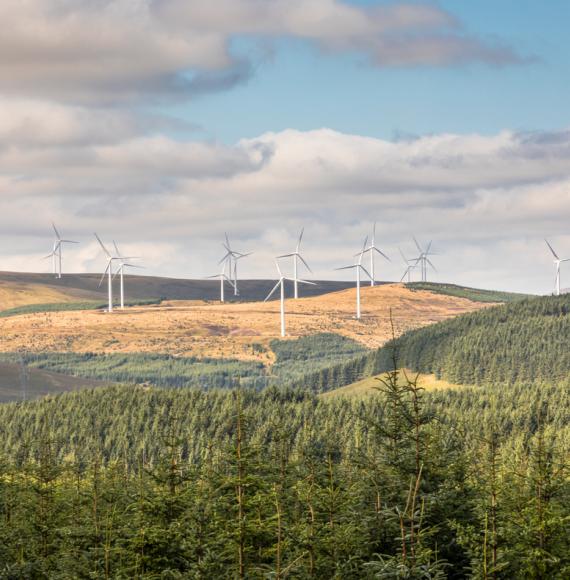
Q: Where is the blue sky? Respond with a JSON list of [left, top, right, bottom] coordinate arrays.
[[171, 0, 570, 143]]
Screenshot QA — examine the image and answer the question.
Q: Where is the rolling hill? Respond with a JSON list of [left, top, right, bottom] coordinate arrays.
[[0, 271, 356, 311]]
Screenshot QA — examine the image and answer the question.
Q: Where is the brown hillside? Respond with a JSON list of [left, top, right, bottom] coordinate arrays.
[[0, 284, 493, 361]]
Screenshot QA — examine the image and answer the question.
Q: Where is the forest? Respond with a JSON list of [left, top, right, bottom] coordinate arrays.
[[372, 294, 570, 386], [0, 367, 568, 577]]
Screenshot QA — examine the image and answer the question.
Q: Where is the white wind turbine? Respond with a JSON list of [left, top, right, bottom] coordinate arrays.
[[277, 228, 312, 299], [361, 222, 390, 286], [112, 241, 143, 309], [399, 247, 418, 283], [264, 260, 316, 337], [206, 256, 236, 303], [45, 223, 79, 278], [336, 237, 372, 320], [219, 233, 252, 297], [545, 239, 570, 296], [411, 237, 437, 282], [94, 233, 122, 313]]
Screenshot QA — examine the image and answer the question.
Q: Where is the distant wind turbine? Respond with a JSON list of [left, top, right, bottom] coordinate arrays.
[[44, 223, 78, 278], [545, 239, 570, 296], [265, 260, 315, 337], [411, 237, 437, 282], [336, 237, 371, 320], [277, 228, 312, 299], [206, 260, 236, 303], [94, 234, 135, 313], [361, 222, 390, 286], [113, 241, 143, 309], [399, 247, 418, 283], [219, 233, 252, 297]]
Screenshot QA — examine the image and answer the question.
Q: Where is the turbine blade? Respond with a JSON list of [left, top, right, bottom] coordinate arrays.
[[360, 265, 372, 280], [298, 254, 312, 273], [545, 239, 559, 260], [400, 268, 410, 283], [413, 236, 423, 253], [398, 247, 408, 263], [276, 253, 295, 259], [264, 280, 282, 302], [285, 278, 317, 286], [426, 258, 437, 272], [335, 265, 357, 271], [373, 247, 391, 261], [52, 223, 61, 240], [296, 227, 304, 252], [275, 260, 283, 278], [94, 233, 111, 257], [97, 262, 110, 288]]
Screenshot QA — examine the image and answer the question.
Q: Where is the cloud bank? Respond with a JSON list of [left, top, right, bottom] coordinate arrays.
[[0, 104, 568, 293]]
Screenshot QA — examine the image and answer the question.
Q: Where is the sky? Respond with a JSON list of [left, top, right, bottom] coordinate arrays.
[[0, 0, 569, 294]]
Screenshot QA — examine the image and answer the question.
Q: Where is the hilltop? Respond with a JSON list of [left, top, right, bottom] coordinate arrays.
[[0, 283, 492, 360]]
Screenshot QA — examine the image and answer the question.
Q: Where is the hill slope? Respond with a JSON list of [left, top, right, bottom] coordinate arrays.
[[370, 294, 570, 385]]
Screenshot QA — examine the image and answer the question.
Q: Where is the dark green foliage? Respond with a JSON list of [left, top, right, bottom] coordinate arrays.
[[0, 376, 568, 577], [0, 333, 370, 396], [372, 294, 570, 385], [406, 282, 532, 303]]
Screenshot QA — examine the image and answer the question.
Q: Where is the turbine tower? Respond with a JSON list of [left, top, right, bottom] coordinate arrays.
[[219, 233, 252, 297], [95, 233, 120, 313], [206, 263, 236, 303], [545, 239, 569, 296], [45, 223, 78, 278], [411, 237, 437, 282], [277, 228, 312, 299], [361, 222, 390, 286], [336, 237, 372, 320], [113, 241, 143, 309], [264, 261, 315, 337]]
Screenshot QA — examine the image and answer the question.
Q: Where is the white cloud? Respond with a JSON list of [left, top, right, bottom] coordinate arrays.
[[0, 119, 569, 294]]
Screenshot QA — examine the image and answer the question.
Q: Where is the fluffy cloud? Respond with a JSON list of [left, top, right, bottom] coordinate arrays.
[[0, 0, 524, 103], [0, 112, 568, 293]]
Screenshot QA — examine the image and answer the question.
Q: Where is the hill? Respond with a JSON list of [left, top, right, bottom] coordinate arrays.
[[0, 271, 356, 311], [406, 282, 531, 303], [369, 293, 570, 385], [0, 283, 492, 360]]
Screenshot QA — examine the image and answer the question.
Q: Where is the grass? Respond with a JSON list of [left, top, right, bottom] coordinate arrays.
[[320, 369, 464, 399], [0, 298, 163, 318], [406, 282, 531, 303]]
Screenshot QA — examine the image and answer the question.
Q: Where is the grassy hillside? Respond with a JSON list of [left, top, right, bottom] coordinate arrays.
[[371, 294, 570, 385], [406, 282, 531, 303]]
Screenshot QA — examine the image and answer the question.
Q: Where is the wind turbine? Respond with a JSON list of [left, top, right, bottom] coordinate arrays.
[[399, 247, 418, 283], [336, 237, 372, 320], [219, 233, 252, 297], [277, 228, 312, 299], [112, 241, 143, 309], [411, 237, 437, 282], [95, 233, 120, 313], [264, 261, 315, 337], [545, 239, 570, 296], [361, 222, 390, 286], [45, 223, 79, 278], [206, 253, 236, 303]]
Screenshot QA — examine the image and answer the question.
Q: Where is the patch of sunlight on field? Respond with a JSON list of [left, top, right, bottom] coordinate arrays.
[[320, 369, 465, 399]]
